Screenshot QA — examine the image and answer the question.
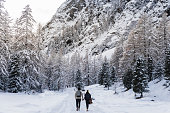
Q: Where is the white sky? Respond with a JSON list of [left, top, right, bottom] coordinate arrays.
[[4, 0, 66, 26]]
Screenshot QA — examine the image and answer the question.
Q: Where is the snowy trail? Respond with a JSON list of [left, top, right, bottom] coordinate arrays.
[[44, 85, 170, 113], [1, 85, 170, 113], [47, 88, 96, 113], [49, 91, 76, 113]]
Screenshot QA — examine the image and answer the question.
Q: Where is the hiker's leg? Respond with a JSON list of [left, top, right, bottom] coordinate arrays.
[[78, 99, 81, 109], [86, 100, 89, 110], [76, 99, 79, 110]]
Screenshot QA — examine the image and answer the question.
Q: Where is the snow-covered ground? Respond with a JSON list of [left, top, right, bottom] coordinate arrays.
[[0, 82, 170, 113]]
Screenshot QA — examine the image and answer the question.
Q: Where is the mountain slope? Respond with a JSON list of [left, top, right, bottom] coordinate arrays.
[[41, 0, 170, 58]]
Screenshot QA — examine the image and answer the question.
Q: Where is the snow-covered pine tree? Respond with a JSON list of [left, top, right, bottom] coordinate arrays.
[[8, 54, 22, 93], [45, 49, 64, 91], [70, 54, 76, 87], [34, 23, 46, 92], [98, 59, 105, 85], [0, 0, 6, 39], [70, 51, 82, 87], [110, 41, 123, 76], [44, 64, 52, 90], [0, 48, 8, 92], [99, 57, 111, 89], [110, 66, 117, 85], [164, 50, 170, 86], [12, 5, 42, 93], [95, 54, 103, 84], [55, 49, 65, 91], [0, 0, 10, 92], [123, 69, 133, 90], [2, 10, 12, 44], [153, 62, 163, 82], [147, 56, 153, 82], [64, 56, 72, 87], [0, 41, 9, 92], [91, 57, 98, 84], [0, 0, 12, 51], [13, 18, 20, 41], [0, 1, 5, 91], [83, 51, 92, 86], [35, 23, 43, 57], [61, 55, 70, 88], [133, 58, 148, 98], [18, 5, 36, 46], [110, 65, 119, 92], [123, 14, 154, 83], [145, 16, 154, 82], [75, 69, 83, 89]]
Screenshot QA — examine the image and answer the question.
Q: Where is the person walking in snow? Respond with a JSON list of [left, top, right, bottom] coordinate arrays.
[[75, 87, 83, 111], [84, 90, 92, 111]]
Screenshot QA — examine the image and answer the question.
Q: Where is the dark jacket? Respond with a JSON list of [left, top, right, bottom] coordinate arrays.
[[85, 92, 91, 100]]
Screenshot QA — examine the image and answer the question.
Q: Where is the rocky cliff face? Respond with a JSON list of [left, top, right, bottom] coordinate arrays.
[[41, 0, 170, 58]]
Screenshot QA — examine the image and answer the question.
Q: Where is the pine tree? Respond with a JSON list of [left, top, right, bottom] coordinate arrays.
[[55, 50, 64, 91], [153, 62, 163, 82], [83, 51, 91, 86], [121, 14, 155, 83], [123, 69, 133, 90], [44, 64, 53, 90], [12, 5, 42, 93], [110, 66, 116, 85], [147, 56, 153, 82], [99, 57, 110, 89], [61, 55, 70, 88], [8, 54, 22, 93], [91, 57, 98, 84], [18, 5, 36, 47], [133, 58, 148, 98], [164, 50, 170, 86], [0, 0, 10, 92], [110, 66, 118, 92], [0, 0, 11, 53], [98, 64, 104, 85], [75, 69, 83, 89], [0, 50, 8, 92], [45, 50, 62, 91], [35, 23, 43, 58], [0, 1, 5, 40], [70, 51, 82, 87], [96, 54, 103, 84], [110, 44, 123, 77], [2, 10, 12, 44]]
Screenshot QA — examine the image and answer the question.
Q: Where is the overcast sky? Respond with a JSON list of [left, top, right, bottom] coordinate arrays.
[[5, 0, 66, 25]]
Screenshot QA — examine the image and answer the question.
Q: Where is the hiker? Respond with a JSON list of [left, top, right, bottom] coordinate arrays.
[[75, 87, 83, 111], [84, 90, 92, 111]]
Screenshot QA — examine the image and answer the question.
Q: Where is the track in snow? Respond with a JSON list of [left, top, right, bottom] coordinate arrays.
[[1, 85, 170, 113]]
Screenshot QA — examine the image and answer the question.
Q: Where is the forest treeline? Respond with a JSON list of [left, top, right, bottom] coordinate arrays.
[[0, 0, 170, 97]]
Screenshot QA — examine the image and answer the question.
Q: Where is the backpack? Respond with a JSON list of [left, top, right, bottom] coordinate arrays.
[[76, 91, 81, 97]]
